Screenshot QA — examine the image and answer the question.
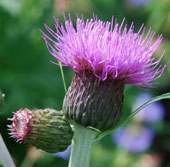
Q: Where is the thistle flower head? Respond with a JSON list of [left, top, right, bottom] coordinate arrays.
[[8, 108, 73, 153], [41, 14, 168, 87], [8, 108, 33, 142], [41, 14, 168, 131]]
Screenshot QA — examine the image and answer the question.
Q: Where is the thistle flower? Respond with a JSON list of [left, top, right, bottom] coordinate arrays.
[[8, 108, 73, 153], [41, 14, 168, 131]]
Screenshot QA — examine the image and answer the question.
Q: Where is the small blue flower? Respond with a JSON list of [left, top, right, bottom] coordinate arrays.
[[54, 145, 72, 160], [128, 0, 153, 7], [112, 126, 155, 153], [133, 93, 165, 123]]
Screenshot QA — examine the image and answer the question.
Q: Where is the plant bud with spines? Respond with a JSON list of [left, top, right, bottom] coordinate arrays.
[[8, 108, 73, 153]]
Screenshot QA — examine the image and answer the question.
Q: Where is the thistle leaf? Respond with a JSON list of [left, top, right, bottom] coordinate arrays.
[[96, 93, 170, 141]]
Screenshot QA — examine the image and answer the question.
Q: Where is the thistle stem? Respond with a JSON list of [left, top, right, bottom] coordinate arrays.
[[58, 61, 67, 94], [0, 133, 16, 167], [68, 124, 99, 167]]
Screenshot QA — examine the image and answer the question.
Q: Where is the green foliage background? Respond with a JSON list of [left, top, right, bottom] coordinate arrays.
[[0, 0, 170, 166]]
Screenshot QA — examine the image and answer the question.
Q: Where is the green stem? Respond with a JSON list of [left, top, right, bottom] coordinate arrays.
[[68, 124, 99, 167], [0, 134, 16, 167], [58, 61, 67, 94]]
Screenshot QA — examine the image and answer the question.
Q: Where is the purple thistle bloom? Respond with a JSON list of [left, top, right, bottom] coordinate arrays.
[[133, 93, 165, 123], [41, 14, 168, 88], [8, 108, 33, 142], [113, 126, 155, 153], [41, 14, 168, 131]]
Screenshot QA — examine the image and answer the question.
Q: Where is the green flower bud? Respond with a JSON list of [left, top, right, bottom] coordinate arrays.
[[8, 108, 73, 153]]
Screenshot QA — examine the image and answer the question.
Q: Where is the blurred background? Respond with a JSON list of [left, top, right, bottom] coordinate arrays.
[[0, 0, 170, 166]]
